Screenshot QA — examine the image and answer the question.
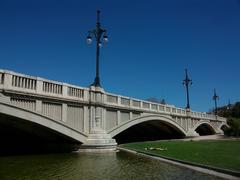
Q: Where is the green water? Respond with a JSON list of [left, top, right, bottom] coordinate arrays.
[[0, 151, 223, 180]]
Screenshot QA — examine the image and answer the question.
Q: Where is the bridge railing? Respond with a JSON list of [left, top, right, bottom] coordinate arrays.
[[189, 110, 226, 122], [105, 92, 188, 116], [0, 70, 88, 101], [105, 92, 226, 123]]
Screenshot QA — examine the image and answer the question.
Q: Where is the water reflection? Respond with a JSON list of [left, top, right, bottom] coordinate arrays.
[[0, 151, 223, 180]]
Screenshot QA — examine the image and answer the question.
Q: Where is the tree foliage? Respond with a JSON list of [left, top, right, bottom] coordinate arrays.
[[224, 118, 240, 137], [214, 102, 240, 118], [214, 102, 240, 137], [146, 97, 166, 105]]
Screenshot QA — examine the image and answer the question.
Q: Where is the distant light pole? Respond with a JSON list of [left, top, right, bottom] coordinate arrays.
[[183, 69, 192, 109], [227, 99, 231, 110], [212, 88, 219, 115], [86, 10, 108, 87]]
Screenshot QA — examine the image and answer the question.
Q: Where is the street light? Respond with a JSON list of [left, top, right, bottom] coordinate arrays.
[[227, 99, 231, 110], [212, 88, 219, 115], [182, 69, 192, 109], [86, 10, 108, 87]]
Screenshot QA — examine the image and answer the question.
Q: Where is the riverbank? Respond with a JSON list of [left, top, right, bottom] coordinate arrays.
[[120, 139, 240, 177]]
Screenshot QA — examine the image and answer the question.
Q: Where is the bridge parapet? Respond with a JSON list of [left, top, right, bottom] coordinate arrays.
[[104, 92, 226, 123], [0, 70, 89, 102]]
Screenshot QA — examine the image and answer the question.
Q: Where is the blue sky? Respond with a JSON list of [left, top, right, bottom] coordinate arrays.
[[1, 0, 240, 112]]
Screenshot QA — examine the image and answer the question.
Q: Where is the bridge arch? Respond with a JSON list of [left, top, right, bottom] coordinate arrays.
[[220, 124, 229, 132], [0, 102, 87, 144], [108, 114, 187, 143], [193, 121, 216, 135]]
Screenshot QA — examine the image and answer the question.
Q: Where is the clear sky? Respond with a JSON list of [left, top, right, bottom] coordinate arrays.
[[1, 0, 240, 112]]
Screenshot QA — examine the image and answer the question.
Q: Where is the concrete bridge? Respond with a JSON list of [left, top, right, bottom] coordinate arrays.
[[0, 70, 227, 151]]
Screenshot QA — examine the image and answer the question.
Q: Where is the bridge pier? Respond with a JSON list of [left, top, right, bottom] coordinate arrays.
[[79, 86, 117, 152], [79, 129, 117, 152], [185, 110, 200, 137], [186, 131, 200, 137]]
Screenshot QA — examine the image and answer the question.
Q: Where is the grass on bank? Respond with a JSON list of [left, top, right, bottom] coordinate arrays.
[[121, 140, 240, 172]]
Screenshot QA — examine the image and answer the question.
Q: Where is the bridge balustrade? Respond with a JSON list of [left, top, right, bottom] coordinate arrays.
[[172, 108, 176, 113], [106, 94, 118, 104], [105, 92, 188, 118], [142, 102, 150, 109], [120, 97, 130, 106], [158, 105, 165, 112], [68, 87, 84, 98], [43, 81, 62, 94], [0, 70, 87, 101], [166, 107, 171, 112], [132, 100, 141, 108], [151, 104, 158, 111], [104, 92, 226, 123], [105, 92, 192, 121], [12, 75, 37, 90]]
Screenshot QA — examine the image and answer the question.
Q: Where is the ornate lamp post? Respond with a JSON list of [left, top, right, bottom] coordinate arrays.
[[86, 10, 108, 87], [182, 69, 192, 109], [213, 88, 219, 115]]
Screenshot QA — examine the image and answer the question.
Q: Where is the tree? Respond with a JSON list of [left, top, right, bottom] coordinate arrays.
[[213, 101, 240, 137], [146, 97, 160, 103], [160, 99, 166, 105], [146, 97, 167, 104], [232, 102, 240, 118], [225, 118, 240, 137]]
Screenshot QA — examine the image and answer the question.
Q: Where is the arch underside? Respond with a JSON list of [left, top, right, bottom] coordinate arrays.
[[220, 124, 229, 131], [109, 115, 186, 144], [194, 122, 216, 135], [0, 103, 86, 154]]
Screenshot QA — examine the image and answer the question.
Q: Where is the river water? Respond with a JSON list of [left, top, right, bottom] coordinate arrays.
[[0, 151, 223, 180]]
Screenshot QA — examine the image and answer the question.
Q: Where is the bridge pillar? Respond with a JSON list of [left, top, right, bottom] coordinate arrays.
[[62, 103, 67, 122], [185, 109, 199, 137], [36, 100, 42, 113], [80, 86, 117, 152], [3, 72, 12, 90], [186, 130, 199, 137], [214, 128, 224, 135]]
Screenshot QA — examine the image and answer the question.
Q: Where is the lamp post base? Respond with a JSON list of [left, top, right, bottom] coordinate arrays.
[[91, 77, 101, 87]]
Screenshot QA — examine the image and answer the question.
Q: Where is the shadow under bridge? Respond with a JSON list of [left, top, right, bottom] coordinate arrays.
[[109, 115, 186, 144], [0, 102, 87, 155]]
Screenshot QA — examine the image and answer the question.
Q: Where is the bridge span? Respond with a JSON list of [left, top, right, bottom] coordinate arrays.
[[0, 70, 227, 151]]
